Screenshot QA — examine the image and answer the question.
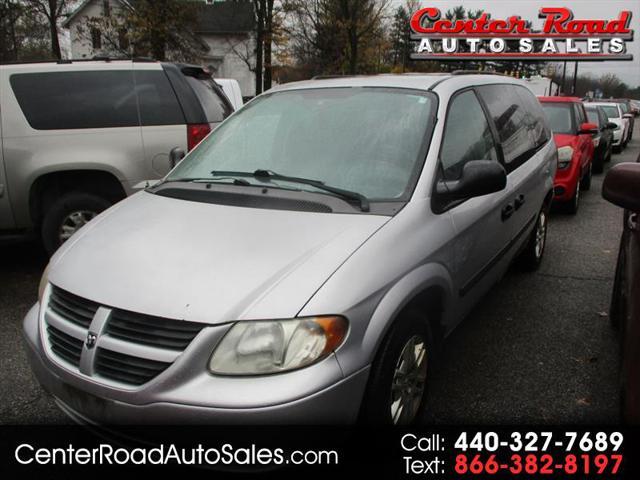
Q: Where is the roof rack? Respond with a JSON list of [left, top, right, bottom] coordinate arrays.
[[1, 56, 156, 66], [451, 70, 507, 76]]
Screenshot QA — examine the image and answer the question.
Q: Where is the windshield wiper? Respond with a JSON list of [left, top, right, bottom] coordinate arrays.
[[210, 169, 370, 212], [157, 177, 251, 187]]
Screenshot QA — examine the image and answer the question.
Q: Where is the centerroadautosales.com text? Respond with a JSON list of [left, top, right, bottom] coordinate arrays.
[[13, 443, 339, 467]]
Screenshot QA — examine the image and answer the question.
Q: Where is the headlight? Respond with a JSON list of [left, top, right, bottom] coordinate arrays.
[[209, 316, 348, 375], [38, 263, 50, 303], [557, 146, 574, 169]]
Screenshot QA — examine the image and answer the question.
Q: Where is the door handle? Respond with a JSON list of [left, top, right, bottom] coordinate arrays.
[[514, 194, 526, 210], [502, 203, 515, 221]]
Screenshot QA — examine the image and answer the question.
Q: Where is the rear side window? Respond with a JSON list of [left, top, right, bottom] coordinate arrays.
[[440, 90, 498, 181], [10, 71, 138, 130], [135, 70, 185, 126], [477, 84, 548, 170], [184, 76, 233, 123]]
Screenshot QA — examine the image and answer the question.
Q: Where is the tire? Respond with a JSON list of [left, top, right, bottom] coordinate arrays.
[[593, 154, 604, 174], [41, 192, 112, 256], [580, 163, 592, 191], [360, 310, 435, 425], [613, 145, 622, 154], [566, 184, 580, 215], [517, 206, 548, 271]]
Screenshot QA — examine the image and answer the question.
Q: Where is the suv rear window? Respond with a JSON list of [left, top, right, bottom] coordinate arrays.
[[184, 76, 233, 123], [11, 71, 139, 130]]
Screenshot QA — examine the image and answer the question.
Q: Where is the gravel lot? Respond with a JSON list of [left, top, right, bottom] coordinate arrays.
[[1, 124, 638, 424]]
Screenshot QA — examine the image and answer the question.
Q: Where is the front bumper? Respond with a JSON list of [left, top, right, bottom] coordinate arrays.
[[23, 304, 369, 424]]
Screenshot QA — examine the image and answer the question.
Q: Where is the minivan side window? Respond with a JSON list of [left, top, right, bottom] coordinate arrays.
[[440, 90, 498, 181], [10, 71, 139, 130], [135, 70, 185, 126], [477, 84, 547, 171]]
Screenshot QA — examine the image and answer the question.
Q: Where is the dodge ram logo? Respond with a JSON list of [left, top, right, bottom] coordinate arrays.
[[85, 332, 97, 349]]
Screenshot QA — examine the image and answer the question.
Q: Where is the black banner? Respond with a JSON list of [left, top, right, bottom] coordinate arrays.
[[1, 426, 640, 478]]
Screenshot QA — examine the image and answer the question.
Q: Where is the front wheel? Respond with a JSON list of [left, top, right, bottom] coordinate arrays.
[[360, 310, 434, 425], [518, 207, 548, 271], [41, 192, 112, 255]]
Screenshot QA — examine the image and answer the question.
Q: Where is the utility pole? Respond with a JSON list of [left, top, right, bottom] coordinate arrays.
[[572, 62, 579, 95]]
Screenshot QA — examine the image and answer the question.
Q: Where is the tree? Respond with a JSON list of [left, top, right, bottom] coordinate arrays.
[[77, 0, 205, 62], [23, 0, 72, 59], [1, 0, 52, 61], [284, 0, 389, 75]]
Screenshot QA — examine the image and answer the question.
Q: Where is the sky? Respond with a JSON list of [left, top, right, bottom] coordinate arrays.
[[392, 0, 640, 87]]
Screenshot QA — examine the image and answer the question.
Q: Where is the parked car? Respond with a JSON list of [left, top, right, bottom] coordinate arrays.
[[630, 99, 640, 116], [602, 159, 640, 424], [590, 101, 631, 152], [215, 78, 244, 110], [613, 99, 635, 141], [584, 104, 615, 173], [539, 96, 597, 214], [0, 59, 234, 254], [24, 74, 556, 425]]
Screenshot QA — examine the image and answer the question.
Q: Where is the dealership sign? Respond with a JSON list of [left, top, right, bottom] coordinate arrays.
[[410, 7, 633, 61]]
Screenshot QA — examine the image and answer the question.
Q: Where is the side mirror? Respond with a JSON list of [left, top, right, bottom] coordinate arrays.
[[579, 122, 599, 135], [605, 122, 618, 130], [623, 113, 634, 119], [169, 147, 186, 169], [603, 163, 640, 212], [436, 160, 507, 203]]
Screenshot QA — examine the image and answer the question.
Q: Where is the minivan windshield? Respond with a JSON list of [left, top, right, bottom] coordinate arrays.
[[541, 103, 575, 135], [168, 87, 436, 201]]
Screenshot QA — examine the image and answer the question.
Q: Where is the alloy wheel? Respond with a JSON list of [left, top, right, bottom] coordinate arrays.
[[59, 210, 97, 243], [535, 211, 547, 259], [390, 335, 428, 424]]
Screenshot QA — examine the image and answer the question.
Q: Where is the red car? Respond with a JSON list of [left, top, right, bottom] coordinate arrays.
[[539, 96, 598, 213]]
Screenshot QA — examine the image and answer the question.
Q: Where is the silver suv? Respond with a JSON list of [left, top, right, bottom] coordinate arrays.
[[24, 74, 556, 425], [0, 59, 233, 254]]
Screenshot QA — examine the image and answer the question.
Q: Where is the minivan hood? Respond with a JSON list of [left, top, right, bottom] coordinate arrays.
[[50, 192, 389, 324]]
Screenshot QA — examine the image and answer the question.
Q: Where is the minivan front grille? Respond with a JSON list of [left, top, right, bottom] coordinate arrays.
[[106, 310, 205, 350], [47, 325, 83, 367], [95, 348, 171, 386], [49, 286, 99, 328], [44, 285, 206, 387]]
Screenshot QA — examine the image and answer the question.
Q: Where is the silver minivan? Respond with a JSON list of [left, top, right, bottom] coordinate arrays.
[[24, 74, 556, 425], [0, 59, 233, 254]]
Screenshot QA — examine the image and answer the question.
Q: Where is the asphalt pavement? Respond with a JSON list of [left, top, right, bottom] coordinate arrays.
[[1, 124, 638, 424]]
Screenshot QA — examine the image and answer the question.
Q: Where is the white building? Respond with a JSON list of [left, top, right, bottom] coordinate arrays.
[[63, 0, 256, 96]]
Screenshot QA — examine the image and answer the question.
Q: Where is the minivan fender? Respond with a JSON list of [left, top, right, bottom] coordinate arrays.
[[334, 262, 454, 376]]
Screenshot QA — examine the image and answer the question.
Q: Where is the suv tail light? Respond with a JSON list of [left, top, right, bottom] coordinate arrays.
[[187, 123, 211, 151]]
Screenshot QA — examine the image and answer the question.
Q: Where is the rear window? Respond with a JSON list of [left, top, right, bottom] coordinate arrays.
[[184, 76, 233, 123], [10, 71, 139, 130], [540, 103, 575, 135]]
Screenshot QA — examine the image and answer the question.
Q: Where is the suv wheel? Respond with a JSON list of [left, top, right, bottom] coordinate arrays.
[[42, 192, 112, 255], [518, 207, 548, 271], [360, 310, 434, 425]]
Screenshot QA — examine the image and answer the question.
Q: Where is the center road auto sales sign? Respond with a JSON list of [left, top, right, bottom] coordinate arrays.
[[410, 7, 634, 61]]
